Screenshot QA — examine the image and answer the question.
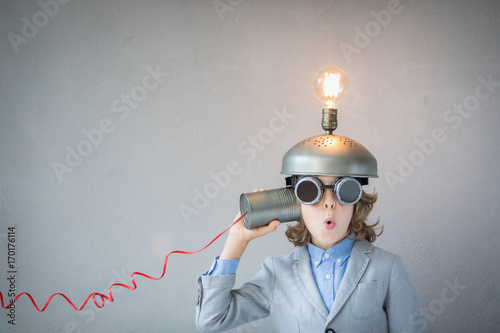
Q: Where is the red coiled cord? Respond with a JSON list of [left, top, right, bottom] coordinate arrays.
[[0, 213, 244, 312]]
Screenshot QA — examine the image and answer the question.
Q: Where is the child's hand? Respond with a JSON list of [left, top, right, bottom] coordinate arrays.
[[230, 211, 280, 244], [219, 189, 281, 260]]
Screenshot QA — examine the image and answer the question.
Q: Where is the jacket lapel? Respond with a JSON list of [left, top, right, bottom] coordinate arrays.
[[293, 246, 330, 319], [327, 239, 373, 321]]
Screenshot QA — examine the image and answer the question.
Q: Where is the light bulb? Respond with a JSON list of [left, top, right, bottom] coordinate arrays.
[[312, 66, 349, 108]]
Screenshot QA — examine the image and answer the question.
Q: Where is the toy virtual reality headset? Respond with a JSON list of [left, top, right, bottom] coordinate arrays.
[[240, 134, 378, 229]]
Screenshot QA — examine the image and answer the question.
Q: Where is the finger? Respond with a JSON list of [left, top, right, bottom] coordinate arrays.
[[268, 220, 281, 230], [255, 220, 281, 236]]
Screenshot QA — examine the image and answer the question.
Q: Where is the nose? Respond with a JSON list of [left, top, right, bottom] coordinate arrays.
[[323, 188, 336, 209]]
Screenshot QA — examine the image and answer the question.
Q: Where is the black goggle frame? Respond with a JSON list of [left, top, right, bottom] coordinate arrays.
[[286, 175, 366, 205]]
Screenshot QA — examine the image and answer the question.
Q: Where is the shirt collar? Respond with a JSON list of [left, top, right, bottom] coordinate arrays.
[[307, 233, 355, 268]]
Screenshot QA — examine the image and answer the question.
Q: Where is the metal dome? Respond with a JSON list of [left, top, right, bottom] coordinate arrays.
[[280, 134, 378, 178]]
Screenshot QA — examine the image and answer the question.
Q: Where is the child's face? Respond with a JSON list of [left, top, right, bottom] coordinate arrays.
[[300, 175, 354, 250]]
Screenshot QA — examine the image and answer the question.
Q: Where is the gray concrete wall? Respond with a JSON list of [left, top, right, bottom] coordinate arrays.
[[0, 0, 499, 332]]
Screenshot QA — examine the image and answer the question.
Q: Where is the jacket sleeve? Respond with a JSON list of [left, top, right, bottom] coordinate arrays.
[[196, 257, 275, 333], [386, 255, 422, 333]]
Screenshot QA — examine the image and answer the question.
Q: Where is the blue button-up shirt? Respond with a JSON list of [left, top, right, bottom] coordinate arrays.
[[306, 235, 355, 312], [205, 234, 355, 313]]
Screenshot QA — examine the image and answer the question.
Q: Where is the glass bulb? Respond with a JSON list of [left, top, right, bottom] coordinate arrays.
[[312, 66, 349, 108]]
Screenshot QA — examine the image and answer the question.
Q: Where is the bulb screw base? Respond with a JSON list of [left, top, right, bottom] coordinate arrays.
[[322, 108, 338, 134]]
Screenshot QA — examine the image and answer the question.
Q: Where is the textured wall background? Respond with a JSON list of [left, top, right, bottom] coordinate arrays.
[[0, 0, 499, 332]]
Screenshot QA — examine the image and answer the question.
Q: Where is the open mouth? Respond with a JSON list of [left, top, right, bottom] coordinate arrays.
[[324, 218, 335, 230]]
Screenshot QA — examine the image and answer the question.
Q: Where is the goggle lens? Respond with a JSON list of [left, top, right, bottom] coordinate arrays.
[[335, 178, 361, 204], [295, 178, 322, 204]]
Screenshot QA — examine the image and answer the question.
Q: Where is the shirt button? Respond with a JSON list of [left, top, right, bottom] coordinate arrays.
[[336, 258, 342, 263], [325, 274, 331, 280], [315, 260, 320, 265], [324, 253, 330, 258]]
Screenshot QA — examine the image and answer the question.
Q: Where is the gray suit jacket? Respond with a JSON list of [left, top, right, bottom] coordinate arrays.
[[196, 240, 421, 332]]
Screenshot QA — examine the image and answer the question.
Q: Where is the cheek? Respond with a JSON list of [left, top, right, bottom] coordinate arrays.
[[300, 204, 320, 227], [300, 205, 313, 222], [301, 203, 322, 214], [339, 206, 354, 225]]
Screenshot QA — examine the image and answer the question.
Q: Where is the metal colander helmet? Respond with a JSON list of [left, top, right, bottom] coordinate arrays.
[[280, 134, 378, 178]]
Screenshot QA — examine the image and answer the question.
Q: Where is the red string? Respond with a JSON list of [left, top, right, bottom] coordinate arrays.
[[0, 213, 244, 312]]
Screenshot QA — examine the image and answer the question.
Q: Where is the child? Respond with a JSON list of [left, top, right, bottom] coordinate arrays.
[[196, 175, 420, 333]]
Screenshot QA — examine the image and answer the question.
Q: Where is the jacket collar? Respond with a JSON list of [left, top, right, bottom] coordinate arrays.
[[293, 239, 374, 321]]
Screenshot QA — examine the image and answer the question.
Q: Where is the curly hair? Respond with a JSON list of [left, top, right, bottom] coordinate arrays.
[[285, 190, 383, 247]]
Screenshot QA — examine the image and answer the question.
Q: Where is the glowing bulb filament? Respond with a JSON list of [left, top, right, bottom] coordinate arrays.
[[323, 73, 340, 107]]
